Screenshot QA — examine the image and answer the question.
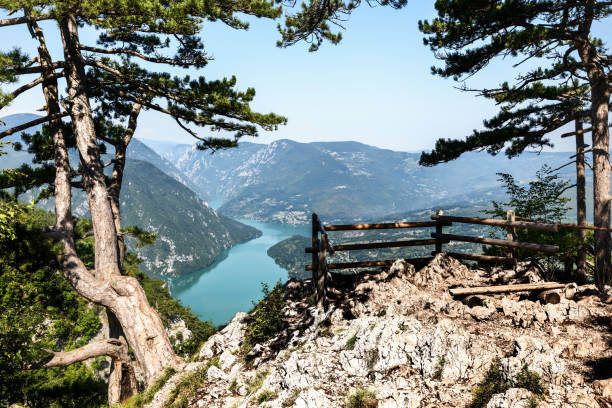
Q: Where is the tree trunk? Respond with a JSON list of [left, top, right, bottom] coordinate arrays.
[[58, 13, 183, 385], [108, 103, 141, 269], [28, 18, 139, 404], [575, 118, 587, 281], [590, 82, 612, 289], [577, 31, 612, 289]]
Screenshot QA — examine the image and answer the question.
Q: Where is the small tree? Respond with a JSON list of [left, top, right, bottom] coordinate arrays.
[[485, 165, 585, 281]]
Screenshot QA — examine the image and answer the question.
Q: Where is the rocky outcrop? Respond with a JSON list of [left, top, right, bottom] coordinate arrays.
[[147, 254, 612, 408]]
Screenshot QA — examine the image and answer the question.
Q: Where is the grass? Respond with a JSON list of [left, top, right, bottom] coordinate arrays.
[[282, 388, 302, 407], [345, 388, 377, 408], [246, 369, 270, 394], [366, 349, 379, 371], [469, 363, 546, 408], [432, 357, 446, 380], [256, 388, 277, 405], [229, 378, 239, 395], [120, 367, 177, 408], [345, 331, 358, 350]]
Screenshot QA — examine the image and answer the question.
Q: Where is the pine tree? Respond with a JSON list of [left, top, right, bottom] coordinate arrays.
[[418, 1, 612, 287], [0, 1, 285, 403]]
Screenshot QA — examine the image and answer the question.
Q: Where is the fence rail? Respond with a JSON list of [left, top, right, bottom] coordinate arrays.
[[305, 211, 605, 308]]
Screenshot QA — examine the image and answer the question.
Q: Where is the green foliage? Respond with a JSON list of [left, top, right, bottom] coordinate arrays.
[[344, 331, 358, 350], [164, 366, 208, 408], [243, 282, 285, 353], [277, 0, 407, 52], [366, 349, 380, 371], [470, 364, 507, 408], [246, 369, 269, 394], [470, 363, 546, 408], [432, 357, 446, 380], [0, 204, 106, 408], [345, 388, 377, 408], [514, 365, 546, 398], [417, 2, 611, 166], [484, 165, 586, 281], [256, 388, 277, 404], [121, 367, 176, 408]]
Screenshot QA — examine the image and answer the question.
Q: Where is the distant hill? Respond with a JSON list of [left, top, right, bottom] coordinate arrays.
[[0, 114, 260, 277], [154, 138, 579, 224]]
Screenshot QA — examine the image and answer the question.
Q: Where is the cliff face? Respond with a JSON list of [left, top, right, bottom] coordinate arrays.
[[146, 254, 612, 408]]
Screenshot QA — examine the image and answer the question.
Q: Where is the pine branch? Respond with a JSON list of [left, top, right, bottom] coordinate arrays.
[[0, 112, 69, 139]]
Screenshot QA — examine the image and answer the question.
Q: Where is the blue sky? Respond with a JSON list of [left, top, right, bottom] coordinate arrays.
[[1, 3, 611, 152]]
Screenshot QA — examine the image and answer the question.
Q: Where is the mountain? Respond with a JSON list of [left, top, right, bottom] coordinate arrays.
[[0, 114, 261, 277], [119, 159, 260, 277], [155, 138, 578, 224]]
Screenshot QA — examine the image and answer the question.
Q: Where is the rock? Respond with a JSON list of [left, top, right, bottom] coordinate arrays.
[[469, 306, 495, 321], [564, 283, 578, 300], [294, 388, 331, 408], [593, 378, 612, 402], [500, 336, 565, 385], [199, 312, 246, 360], [206, 365, 225, 381], [486, 388, 536, 408]]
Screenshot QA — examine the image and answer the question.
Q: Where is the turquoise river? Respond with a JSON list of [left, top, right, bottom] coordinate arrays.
[[171, 219, 309, 326]]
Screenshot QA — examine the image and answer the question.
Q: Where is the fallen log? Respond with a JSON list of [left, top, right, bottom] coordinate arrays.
[[449, 282, 566, 297], [441, 251, 516, 265]]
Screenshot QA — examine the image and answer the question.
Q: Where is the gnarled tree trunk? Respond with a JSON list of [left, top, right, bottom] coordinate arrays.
[[56, 12, 183, 387], [28, 17, 140, 404]]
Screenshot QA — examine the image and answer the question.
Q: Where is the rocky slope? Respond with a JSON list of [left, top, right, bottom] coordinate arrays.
[[144, 254, 612, 407]]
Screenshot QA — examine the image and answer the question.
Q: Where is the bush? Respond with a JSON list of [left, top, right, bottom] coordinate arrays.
[[470, 363, 546, 408], [484, 165, 587, 282], [243, 282, 285, 352], [345, 388, 377, 408]]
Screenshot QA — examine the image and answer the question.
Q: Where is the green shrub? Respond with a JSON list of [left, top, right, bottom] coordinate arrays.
[[514, 365, 546, 398], [256, 388, 277, 404], [432, 357, 446, 380], [345, 331, 358, 350], [165, 366, 208, 408], [243, 282, 285, 354], [470, 364, 508, 408], [470, 363, 546, 408], [345, 388, 377, 408], [366, 349, 379, 371]]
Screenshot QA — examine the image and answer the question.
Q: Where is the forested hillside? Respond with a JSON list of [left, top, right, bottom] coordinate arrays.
[[0, 114, 261, 277], [156, 139, 579, 224]]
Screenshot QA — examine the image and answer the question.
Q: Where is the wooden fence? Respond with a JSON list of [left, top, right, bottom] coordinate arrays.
[[304, 210, 602, 307]]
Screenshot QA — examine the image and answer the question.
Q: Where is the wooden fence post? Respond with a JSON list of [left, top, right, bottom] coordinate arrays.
[[435, 209, 444, 254], [311, 213, 320, 297], [506, 210, 516, 266], [317, 233, 329, 309]]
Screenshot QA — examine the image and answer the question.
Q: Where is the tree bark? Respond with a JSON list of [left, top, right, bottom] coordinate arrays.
[[29, 18, 139, 404], [58, 13, 183, 385], [576, 25, 612, 288], [574, 118, 588, 280], [590, 82, 612, 288], [44, 337, 137, 403], [108, 103, 141, 269]]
